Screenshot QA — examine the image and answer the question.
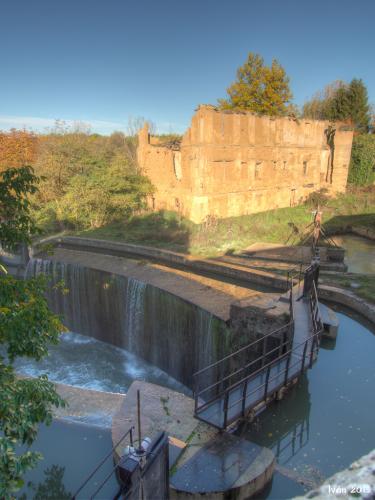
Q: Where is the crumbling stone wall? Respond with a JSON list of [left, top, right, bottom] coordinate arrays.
[[137, 105, 353, 223]]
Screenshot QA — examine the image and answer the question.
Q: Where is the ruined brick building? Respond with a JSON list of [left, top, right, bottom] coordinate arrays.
[[137, 105, 353, 223]]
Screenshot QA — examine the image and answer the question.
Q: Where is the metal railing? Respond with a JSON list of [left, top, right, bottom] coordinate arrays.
[[72, 426, 134, 500], [193, 266, 323, 429], [286, 264, 303, 293]]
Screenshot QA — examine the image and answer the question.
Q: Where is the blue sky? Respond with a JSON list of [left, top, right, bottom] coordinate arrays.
[[0, 0, 374, 135]]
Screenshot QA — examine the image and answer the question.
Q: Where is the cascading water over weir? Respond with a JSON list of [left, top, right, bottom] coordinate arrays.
[[25, 258, 227, 389]]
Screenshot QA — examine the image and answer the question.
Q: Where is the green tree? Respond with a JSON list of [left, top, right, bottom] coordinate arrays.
[[0, 166, 65, 498], [346, 79, 371, 133], [218, 52, 293, 116], [303, 79, 371, 132], [58, 163, 154, 230]]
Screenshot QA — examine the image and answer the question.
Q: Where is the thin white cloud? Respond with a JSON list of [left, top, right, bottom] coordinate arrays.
[[0, 115, 186, 135], [0, 115, 128, 134]]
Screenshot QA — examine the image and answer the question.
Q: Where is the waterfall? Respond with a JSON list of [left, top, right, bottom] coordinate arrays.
[[24, 257, 227, 389], [124, 278, 147, 353]]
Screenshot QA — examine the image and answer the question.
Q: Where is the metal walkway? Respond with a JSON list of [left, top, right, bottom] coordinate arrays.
[[193, 267, 323, 430]]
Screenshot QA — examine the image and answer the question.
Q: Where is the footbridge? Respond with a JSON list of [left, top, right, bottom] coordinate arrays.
[[193, 265, 323, 429]]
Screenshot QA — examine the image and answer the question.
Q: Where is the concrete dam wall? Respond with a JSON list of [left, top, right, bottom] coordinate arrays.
[[26, 258, 231, 389]]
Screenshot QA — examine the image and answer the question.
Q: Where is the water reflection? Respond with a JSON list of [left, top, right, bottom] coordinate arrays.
[[23, 465, 71, 500], [17, 420, 119, 499], [237, 311, 375, 498], [238, 375, 311, 467]]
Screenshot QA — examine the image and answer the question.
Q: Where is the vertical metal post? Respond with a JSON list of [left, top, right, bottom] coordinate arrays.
[[301, 342, 308, 374], [261, 336, 267, 367], [282, 327, 287, 355], [284, 353, 291, 385], [223, 390, 229, 428], [241, 379, 248, 416], [194, 376, 198, 413], [264, 365, 271, 399], [309, 339, 315, 368], [137, 390, 142, 450]]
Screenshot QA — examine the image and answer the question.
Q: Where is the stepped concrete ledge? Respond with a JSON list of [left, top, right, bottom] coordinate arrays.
[[112, 381, 275, 499], [18, 375, 125, 428]]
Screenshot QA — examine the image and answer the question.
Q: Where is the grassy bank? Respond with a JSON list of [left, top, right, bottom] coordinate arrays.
[[78, 186, 375, 256]]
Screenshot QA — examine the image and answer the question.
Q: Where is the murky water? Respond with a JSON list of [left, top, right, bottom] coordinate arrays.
[[11, 331, 190, 395], [237, 311, 375, 498], [17, 420, 119, 499], [333, 234, 375, 274]]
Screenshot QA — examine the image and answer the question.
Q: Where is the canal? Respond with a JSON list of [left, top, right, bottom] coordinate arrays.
[[237, 309, 375, 498]]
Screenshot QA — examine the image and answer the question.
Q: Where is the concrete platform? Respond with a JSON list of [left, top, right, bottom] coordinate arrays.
[[171, 432, 275, 499], [112, 381, 275, 499]]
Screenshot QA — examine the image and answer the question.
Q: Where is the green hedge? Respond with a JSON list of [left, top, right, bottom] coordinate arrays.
[[348, 134, 375, 185]]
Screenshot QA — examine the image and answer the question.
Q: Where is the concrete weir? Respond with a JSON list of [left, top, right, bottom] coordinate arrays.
[[28, 237, 361, 498], [29, 243, 279, 389], [26, 239, 285, 496]]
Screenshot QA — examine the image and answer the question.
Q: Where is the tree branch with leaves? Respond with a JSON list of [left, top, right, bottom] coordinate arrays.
[[0, 166, 65, 498]]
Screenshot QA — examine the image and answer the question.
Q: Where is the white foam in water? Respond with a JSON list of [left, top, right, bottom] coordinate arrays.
[[60, 332, 94, 345], [10, 331, 190, 395]]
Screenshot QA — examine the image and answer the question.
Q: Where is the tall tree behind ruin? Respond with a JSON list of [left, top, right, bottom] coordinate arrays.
[[218, 52, 293, 116], [303, 78, 371, 133]]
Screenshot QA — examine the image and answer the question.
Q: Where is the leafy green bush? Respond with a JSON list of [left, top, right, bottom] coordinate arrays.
[[58, 164, 153, 230], [348, 134, 375, 185]]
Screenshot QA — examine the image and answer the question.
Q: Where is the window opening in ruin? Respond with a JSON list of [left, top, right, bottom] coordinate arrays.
[[303, 161, 308, 176], [273, 161, 277, 169], [283, 161, 287, 170], [255, 162, 262, 179]]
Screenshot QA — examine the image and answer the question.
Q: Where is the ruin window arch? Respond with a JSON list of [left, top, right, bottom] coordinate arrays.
[[303, 161, 308, 176], [255, 162, 262, 179]]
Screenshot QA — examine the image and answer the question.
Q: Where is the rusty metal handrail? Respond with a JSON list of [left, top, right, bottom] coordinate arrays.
[[72, 426, 134, 499], [195, 324, 292, 398], [193, 321, 293, 379], [194, 263, 324, 428]]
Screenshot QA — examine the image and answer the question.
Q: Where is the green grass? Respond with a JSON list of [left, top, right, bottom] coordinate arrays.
[[78, 186, 375, 257]]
